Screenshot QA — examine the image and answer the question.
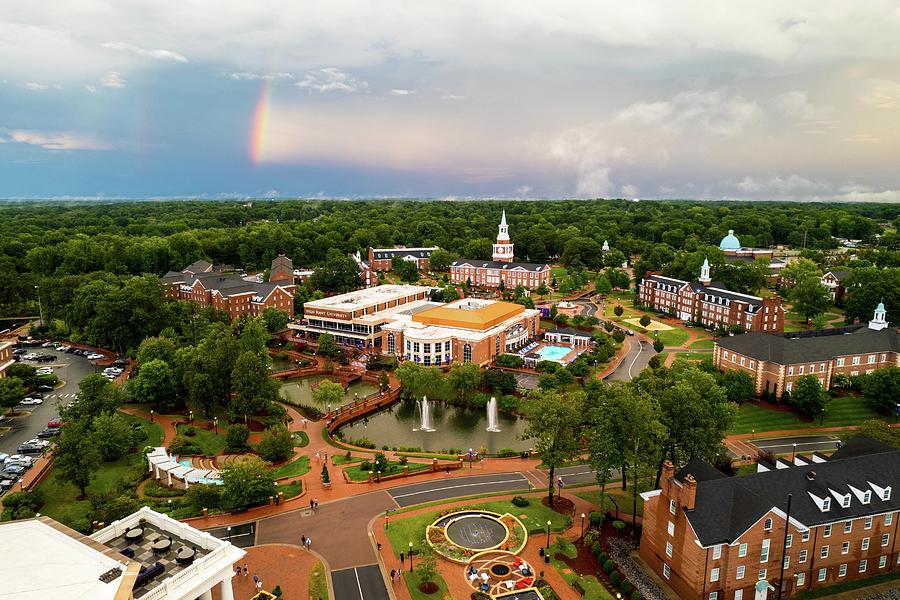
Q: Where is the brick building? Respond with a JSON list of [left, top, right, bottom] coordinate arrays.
[[821, 270, 851, 304], [269, 254, 295, 284], [161, 257, 296, 320], [639, 435, 900, 599], [0, 341, 13, 378], [382, 298, 540, 366], [367, 246, 439, 272], [639, 259, 784, 333], [713, 303, 898, 397], [450, 211, 550, 289]]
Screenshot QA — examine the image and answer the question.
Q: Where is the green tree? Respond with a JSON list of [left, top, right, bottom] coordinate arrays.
[[791, 374, 829, 417], [482, 369, 517, 395], [0, 377, 25, 412], [311, 379, 345, 408], [594, 275, 612, 295], [66, 374, 121, 421], [447, 363, 481, 401], [316, 333, 341, 358], [862, 367, 900, 413], [54, 420, 101, 498], [239, 317, 271, 357], [5, 363, 37, 387], [720, 370, 755, 403], [428, 248, 457, 272], [220, 457, 276, 509], [608, 270, 630, 290], [392, 258, 419, 283], [129, 358, 177, 412], [789, 277, 832, 325], [396, 362, 448, 401], [309, 249, 363, 294], [612, 330, 625, 343], [639, 315, 651, 327], [225, 424, 250, 452], [188, 372, 218, 417], [91, 413, 139, 461], [586, 383, 628, 525], [230, 351, 278, 420], [617, 387, 667, 533], [137, 336, 177, 367], [256, 425, 294, 463], [846, 419, 900, 448], [652, 339, 664, 353], [614, 305, 624, 317], [415, 545, 439, 586], [604, 249, 627, 269], [535, 282, 550, 297], [441, 285, 459, 303], [261, 307, 290, 333], [523, 391, 583, 507]]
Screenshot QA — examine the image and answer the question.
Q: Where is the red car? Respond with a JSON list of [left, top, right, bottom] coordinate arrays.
[[47, 418, 62, 428]]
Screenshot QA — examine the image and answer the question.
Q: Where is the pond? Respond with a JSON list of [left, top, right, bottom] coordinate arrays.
[[336, 399, 532, 453], [279, 376, 379, 408], [270, 356, 297, 372]]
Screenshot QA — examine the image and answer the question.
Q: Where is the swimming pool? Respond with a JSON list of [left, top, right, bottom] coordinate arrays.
[[177, 458, 192, 468], [536, 345, 572, 362]]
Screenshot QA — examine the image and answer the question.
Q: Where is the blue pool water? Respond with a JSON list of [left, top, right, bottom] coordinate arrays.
[[536, 345, 572, 361], [177, 459, 191, 468]]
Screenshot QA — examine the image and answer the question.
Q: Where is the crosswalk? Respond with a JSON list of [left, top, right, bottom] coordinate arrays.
[[44, 393, 77, 400]]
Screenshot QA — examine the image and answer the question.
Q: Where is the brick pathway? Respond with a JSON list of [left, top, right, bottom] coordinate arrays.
[[211, 543, 320, 600]]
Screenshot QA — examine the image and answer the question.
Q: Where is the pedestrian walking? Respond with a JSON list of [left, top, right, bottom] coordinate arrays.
[[256, 579, 263, 592], [252, 575, 259, 587], [301, 534, 307, 547], [377, 542, 382, 551], [242, 563, 248, 577], [400, 551, 405, 563], [397, 567, 402, 580], [305, 537, 312, 550], [234, 564, 241, 577], [315, 451, 320, 463], [390, 569, 396, 582], [302, 417, 307, 428]]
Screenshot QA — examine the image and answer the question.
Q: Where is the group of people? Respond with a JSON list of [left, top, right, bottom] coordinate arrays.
[[300, 534, 313, 550], [233, 563, 264, 593]]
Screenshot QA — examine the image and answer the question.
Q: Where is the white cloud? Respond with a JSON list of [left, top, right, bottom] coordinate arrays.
[[859, 79, 900, 109], [775, 91, 832, 121], [545, 129, 630, 197], [228, 72, 293, 81], [441, 94, 467, 101], [389, 89, 414, 96], [616, 90, 761, 137], [25, 82, 62, 91], [735, 174, 830, 194], [620, 184, 638, 197], [100, 71, 126, 88], [515, 185, 532, 195], [8, 129, 113, 151], [83, 84, 96, 93], [844, 134, 879, 143], [101, 42, 187, 63], [295, 68, 367, 93]]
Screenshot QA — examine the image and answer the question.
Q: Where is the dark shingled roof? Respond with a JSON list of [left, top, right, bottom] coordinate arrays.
[[675, 458, 728, 483], [452, 259, 549, 272], [645, 275, 764, 309], [716, 326, 900, 363], [681, 435, 900, 546], [160, 265, 292, 301], [371, 247, 437, 260], [545, 327, 593, 339], [183, 259, 212, 275], [824, 270, 851, 281]]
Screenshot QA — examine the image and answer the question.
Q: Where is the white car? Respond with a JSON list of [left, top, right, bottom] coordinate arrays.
[[5, 455, 33, 466], [36, 367, 53, 375], [19, 398, 43, 405], [22, 353, 38, 360], [0, 453, 9, 463], [24, 439, 50, 448], [41, 341, 55, 348], [57, 345, 70, 352], [88, 353, 105, 360]]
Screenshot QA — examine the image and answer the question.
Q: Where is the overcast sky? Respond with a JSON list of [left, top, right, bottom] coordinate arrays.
[[2, 1, 900, 200]]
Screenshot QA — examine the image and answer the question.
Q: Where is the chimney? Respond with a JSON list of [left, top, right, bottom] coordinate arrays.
[[683, 474, 698, 510], [661, 460, 676, 494], [806, 471, 816, 481]]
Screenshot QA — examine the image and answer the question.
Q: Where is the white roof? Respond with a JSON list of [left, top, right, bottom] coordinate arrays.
[[0, 519, 125, 600], [303, 284, 433, 312], [384, 307, 540, 343]]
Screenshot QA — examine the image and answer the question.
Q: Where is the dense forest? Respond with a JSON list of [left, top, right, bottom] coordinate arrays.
[[2, 199, 900, 353]]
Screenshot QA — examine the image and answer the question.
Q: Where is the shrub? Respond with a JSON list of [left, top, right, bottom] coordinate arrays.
[[621, 580, 633, 595], [495, 354, 525, 368], [497, 448, 518, 458], [589, 511, 603, 526], [169, 435, 202, 455], [603, 559, 615, 575], [610, 572, 621, 588], [613, 520, 626, 533], [632, 592, 643, 600], [511, 496, 530, 507], [590, 542, 602, 556], [360, 460, 372, 471], [321, 463, 330, 484], [257, 425, 294, 463], [184, 484, 222, 509], [183, 426, 197, 437], [398, 456, 408, 466], [639, 315, 651, 327], [647, 356, 662, 369], [598, 552, 608, 565], [225, 424, 250, 452], [536, 360, 560, 373], [613, 305, 624, 317], [272, 585, 283, 597], [583, 529, 598, 546]]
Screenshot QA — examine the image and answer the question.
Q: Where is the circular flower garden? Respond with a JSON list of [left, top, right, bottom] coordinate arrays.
[[426, 510, 527, 562]]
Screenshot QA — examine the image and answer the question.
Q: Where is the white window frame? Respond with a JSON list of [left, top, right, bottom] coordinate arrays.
[[818, 567, 827, 582], [758, 569, 767, 581], [710, 567, 719, 583], [668, 521, 675, 536], [669, 499, 677, 515], [862, 538, 870, 551], [844, 520, 852, 534], [886, 513, 894, 527], [860, 559, 867, 573], [824, 524, 832, 537], [841, 541, 849, 555], [761, 539, 770, 563], [666, 542, 673, 558], [882, 533, 890, 547], [764, 518, 773, 531], [821, 545, 829, 559], [739, 543, 748, 557], [839, 563, 847, 577], [799, 549, 808, 564], [786, 534, 793, 548], [663, 563, 671, 579], [880, 555, 888, 569], [736, 565, 745, 580], [866, 517, 873, 529], [713, 544, 722, 560]]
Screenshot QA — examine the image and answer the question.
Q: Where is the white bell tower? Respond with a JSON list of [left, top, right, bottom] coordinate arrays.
[[869, 300, 889, 331], [492, 210, 514, 263], [699, 257, 711, 285]]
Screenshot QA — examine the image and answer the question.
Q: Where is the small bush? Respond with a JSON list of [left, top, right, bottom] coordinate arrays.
[[583, 529, 598, 547], [360, 460, 372, 471], [621, 580, 633, 595], [603, 559, 615, 575], [612, 520, 626, 532], [225, 424, 250, 452], [183, 426, 197, 437], [497, 448, 518, 458], [589, 511, 603, 526], [590, 542, 602, 556], [511, 496, 530, 507], [398, 456, 408, 466], [610, 572, 621, 588], [598, 551, 608, 564], [632, 592, 643, 600], [169, 435, 202, 455]]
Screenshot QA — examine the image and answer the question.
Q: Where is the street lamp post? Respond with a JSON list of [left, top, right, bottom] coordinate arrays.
[[546, 520, 551, 550], [408, 541, 413, 571], [189, 410, 194, 425], [468, 448, 473, 469], [227, 526, 232, 543], [895, 403, 899, 423], [819, 408, 825, 426], [150, 409, 154, 424], [213, 417, 218, 435], [791, 443, 797, 463], [580, 513, 586, 539]]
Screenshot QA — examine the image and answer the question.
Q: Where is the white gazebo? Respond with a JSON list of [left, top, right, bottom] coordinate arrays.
[[146, 447, 221, 489]]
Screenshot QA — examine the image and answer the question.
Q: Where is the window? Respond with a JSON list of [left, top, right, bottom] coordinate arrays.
[[882, 534, 890, 547], [862, 538, 870, 551], [837, 358, 845, 367], [886, 513, 894, 527], [799, 365, 804, 375], [710, 567, 719, 582], [820, 363, 826, 373], [709, 593, 718, 600], [845, 521, 853, 534], [668, 521, 675, 536], [423, 342, 431, 354], [495, 336, 500, 355], [444, 341, 450, 352], [852, 356, 861, 365], [842, 495, 851, 508], [860, 559, 867, 573], [818, 568, 827, 582], [463, 344, 471, 363], [736, 565, 745, 580], [786, 534, 793, 548], [666, 542, 673, 557], [799, 549, 808, 564], [802, 530, 810, 542], [386, 333, 395, 354], [821, 545, 829, 559], [796, 572, 805, 587], [788, 366, 794, 375], [841, 541, 850, 555], [839, 564, 847, 577], [739, 543, 748, 558], [823, 498, 831, 511], [670, 500, 678, 515], [764, 518, 773, 531], [735, 591, 743, 600], [663, 564, 670, 579], [884, 487, 892, 500], [761, 539, 770, 562], [783, 555, 790, 569], [868, 355, 876, 364], [880, 555, 888, 569], [758, 569, 767, 581], [866, 517, 873, 529], [824, 524, 832, 537]]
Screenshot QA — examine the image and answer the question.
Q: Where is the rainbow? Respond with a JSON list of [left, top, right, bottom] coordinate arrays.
[[249, 79, 270, 164]]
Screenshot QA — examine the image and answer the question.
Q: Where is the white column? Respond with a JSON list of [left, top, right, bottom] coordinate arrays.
[[199, 590, 213, 600], [219, 579, 235, 600]]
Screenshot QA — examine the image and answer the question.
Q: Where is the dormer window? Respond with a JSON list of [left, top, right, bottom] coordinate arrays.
[[884, 487, 892, 501], [863, 491, 872, 504], [842, 495, 851, 508], [823, 498, 831, 511]]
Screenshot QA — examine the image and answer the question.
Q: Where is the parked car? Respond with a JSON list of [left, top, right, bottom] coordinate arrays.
[[22, 353, 38, 360], [625, 329, 635, 336], [24, 439, 50, 448], [57, 345, 70, 352], [111, 359, 127, 368], [2, 465, 27, 476], [64, 346, 77, 354], [0, 453, 9, 463], [19, 398, 43, 406], [0, 479, 14, 492], [36, 367, 53, 375], [36, 429, 59, 439], [17, 444, 44, 455], [40, 341, 55, 348], [27, 391, 43, 399], [5, 455, 33, 466], [12, 348, 26, 356], [47, 418, 62, 428], [35, 354, 55, 362], [36, 384, 54, 392], [88, 353, 105, 360]]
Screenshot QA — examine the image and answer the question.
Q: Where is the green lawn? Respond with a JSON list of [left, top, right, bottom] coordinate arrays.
[[307, 560, 329, 600], [651, 327, 690, 347], [176, 424, 226, 456], [575, 488, 644, 516], [269, 455, 310, 479], [37, 414, 164, 526], [672, 352, 712, 362], [794, 569, 900, 599], [688, 338, 716, 349], [550, 266, 569, 279], [343, 461, 430, 482], [728, 396, 888, 435], [279, 479, 303, 499], [332, 454, 364, 465], [293, 431, 309, 447]]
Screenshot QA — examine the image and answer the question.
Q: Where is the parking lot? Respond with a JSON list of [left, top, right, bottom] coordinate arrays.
[[1, 344, 114, 493]]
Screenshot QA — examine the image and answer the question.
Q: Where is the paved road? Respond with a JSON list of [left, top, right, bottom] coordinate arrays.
[[388, 472, 530, 507], [0, 347, 98, 456], [753, 434, 843, 456], [332, 565, 390, 600], [604, 338, 654, 382], [553, 464, 598, 487], [207, 522, 257, 548]]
